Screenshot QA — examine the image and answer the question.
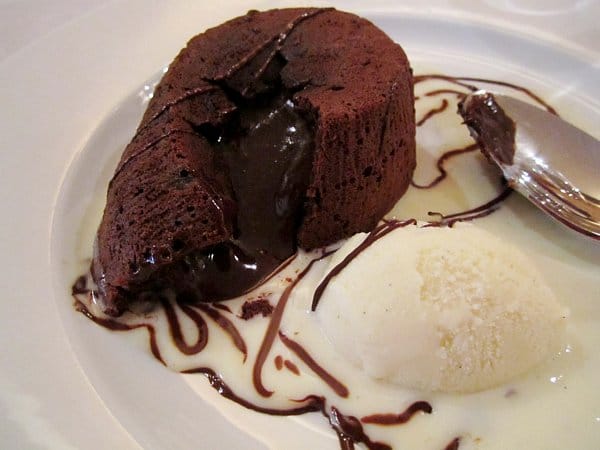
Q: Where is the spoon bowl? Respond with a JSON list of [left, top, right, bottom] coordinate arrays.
[[459, 90, 600, 240]]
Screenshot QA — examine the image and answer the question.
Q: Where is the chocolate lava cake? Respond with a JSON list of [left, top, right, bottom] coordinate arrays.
[[92, 8, 416, 316]]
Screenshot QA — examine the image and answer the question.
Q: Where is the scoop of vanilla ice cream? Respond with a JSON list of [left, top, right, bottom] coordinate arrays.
[[316, 223, 567, 393]]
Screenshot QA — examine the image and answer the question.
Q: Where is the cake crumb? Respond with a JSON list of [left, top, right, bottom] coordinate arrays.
[[240, 298, 274, 320]]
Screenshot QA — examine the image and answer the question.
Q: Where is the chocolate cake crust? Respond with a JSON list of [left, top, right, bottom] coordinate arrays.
[[93, 8, 415, 315]]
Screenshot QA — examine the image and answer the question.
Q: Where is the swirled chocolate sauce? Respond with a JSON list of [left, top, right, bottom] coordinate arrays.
[[252, 251, 335, 397], [411, 144, 478, 189], [182, 367, 324, 416], [74, 298, 166, 365], [361, 401, 433, 425], [417, 98, 449, 127], [413, 74, 557, 115], [330, 406, 391, 450], [279, 331, 349, 397], [424, 185, 512, 226]]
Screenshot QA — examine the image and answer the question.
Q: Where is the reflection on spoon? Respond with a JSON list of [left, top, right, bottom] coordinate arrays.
[[458, 90, 600, 240]]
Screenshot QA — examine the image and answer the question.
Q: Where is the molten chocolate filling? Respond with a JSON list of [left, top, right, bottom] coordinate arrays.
[[131, 92, 314, 304]]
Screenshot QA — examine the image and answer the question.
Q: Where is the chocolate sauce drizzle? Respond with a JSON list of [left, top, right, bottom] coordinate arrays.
[[279, 331, 349, 397], [330, 406, 391, 450], [211, 303, 233, 314], [182, 366, 323, 416], [411, 143, 478, 189], [74, 299, 165, 365], [194, 303, 247, 360], [74, 260, 429, 449], [274, 355, 284, 370], [161, 299, 208, 355], [252, 251, 334, 397], [283, 359, 300, 375], [361, 401, 433, 425], [73, 74, 558, 450], [311, 219, 417, 311], [429, 74, 553, 116], [424, 184, 512, 227], [417, 98, 449, 126]]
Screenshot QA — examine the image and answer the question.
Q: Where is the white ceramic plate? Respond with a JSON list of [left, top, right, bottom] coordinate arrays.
[[2, 2, 599, 449]]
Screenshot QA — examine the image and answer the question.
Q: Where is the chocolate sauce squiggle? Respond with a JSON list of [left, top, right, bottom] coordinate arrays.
[[417, 98, 448, 127], [414, 74, 477, 93], [75, 259, 385, 446], [414, 74, 556, 114], [425, 89, 465, 98], [463, 76, 557, 114], [410, 78, 480, 191], [161, 299, 208, 355], [330, 406, 391, 450], [425, 185, 512, 227], [74, 299, 165, 365], [194, 303, 247, 361], [182, 367, 323, 416], [411, 143, 478, 189], [311, 219, 417, 311], [279, 331, 349, 398], [274, 355, 283, 370], [361, 401, 433, 425], [253, 251, 334, 397], [181, 367, 392, 450]]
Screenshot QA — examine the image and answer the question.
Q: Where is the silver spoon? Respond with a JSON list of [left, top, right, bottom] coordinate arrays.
[[458, 90, 600, 240]]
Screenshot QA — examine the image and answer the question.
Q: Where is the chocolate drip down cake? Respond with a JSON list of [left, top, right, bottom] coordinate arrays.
[[93, 8, 416, 316]]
